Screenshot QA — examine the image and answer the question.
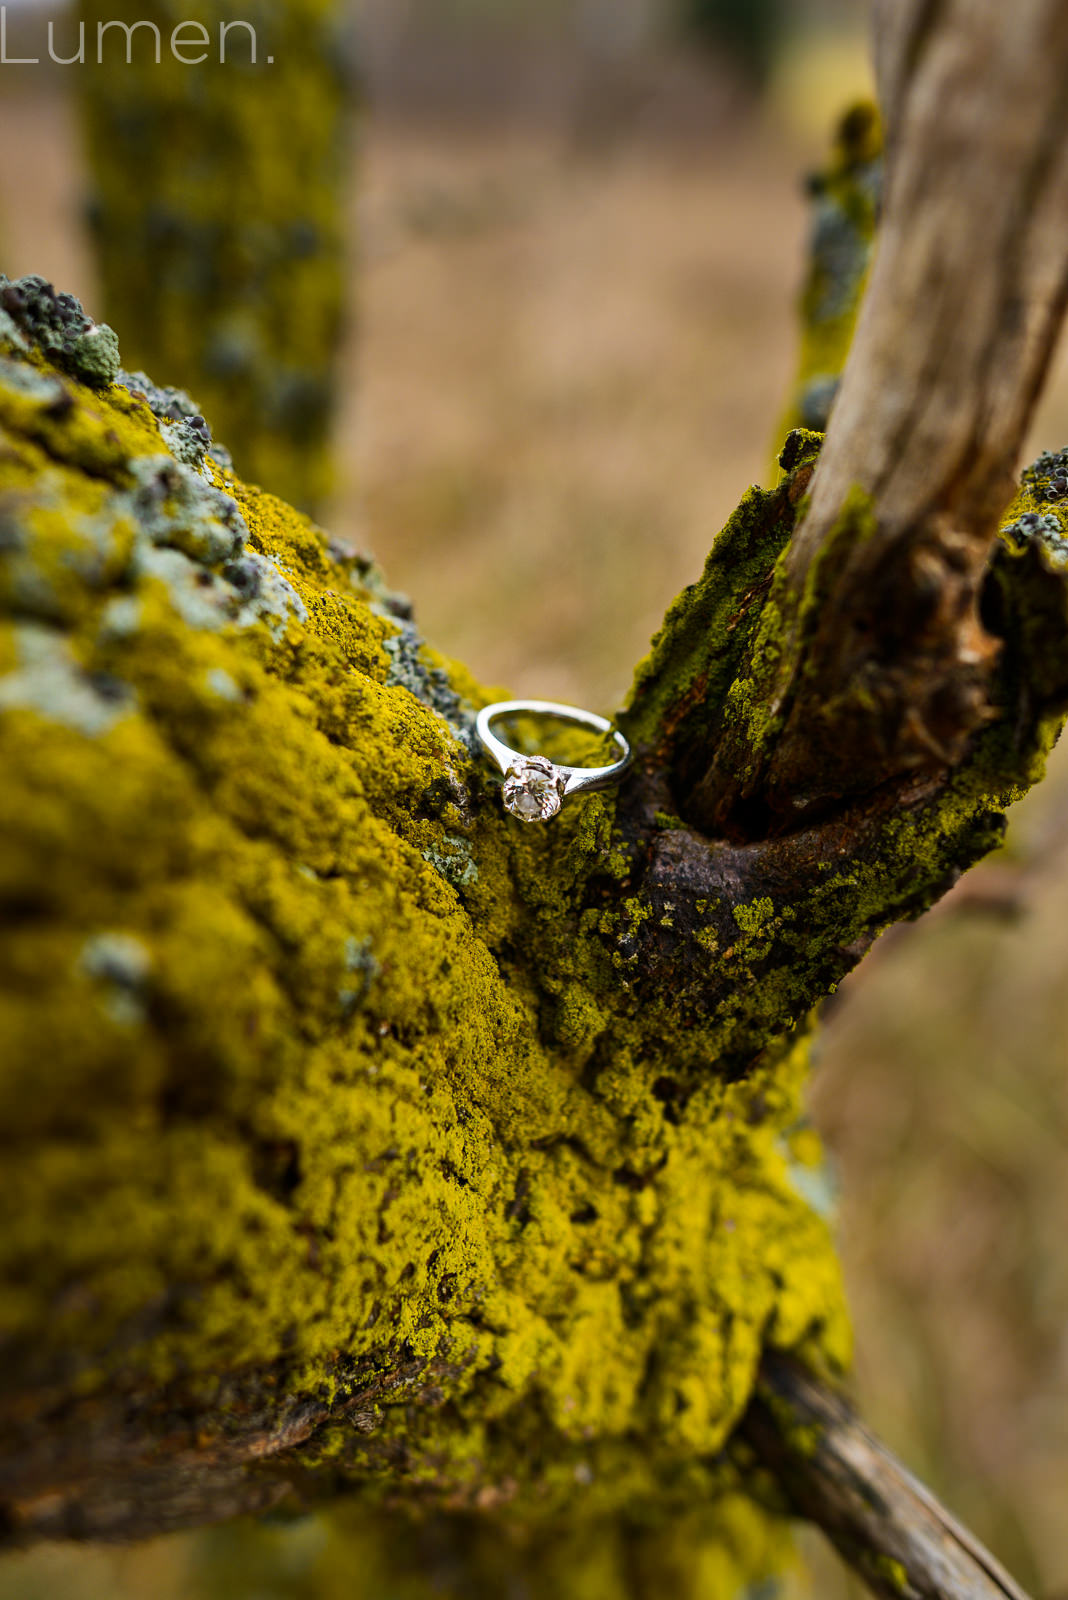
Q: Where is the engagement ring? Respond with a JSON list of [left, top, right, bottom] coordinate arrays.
[[476, 699, 632, 822]]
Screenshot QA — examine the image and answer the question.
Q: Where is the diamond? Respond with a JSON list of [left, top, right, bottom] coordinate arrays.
[[502, 756, 562, 822]]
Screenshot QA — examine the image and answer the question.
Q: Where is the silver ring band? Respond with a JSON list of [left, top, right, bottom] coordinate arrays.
[[476, 699, 632, 822]]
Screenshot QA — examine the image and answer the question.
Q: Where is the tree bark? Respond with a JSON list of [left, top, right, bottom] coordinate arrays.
[[3, 1, 1068, 1593], [77, 0, 355, 516], [670, 0, 1068, 837], [742, 1355, 1034, 1600]]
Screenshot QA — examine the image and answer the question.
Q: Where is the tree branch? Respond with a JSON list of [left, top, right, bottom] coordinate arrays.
[[679, 0, 1068, 835], [4, 6, 1068, 1575], [742, 1353, 1034, 1600], [77, 0, 354, 515]]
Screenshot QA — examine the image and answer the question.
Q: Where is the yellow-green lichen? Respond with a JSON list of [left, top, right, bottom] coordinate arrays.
[[188, 1490, 799, 1600], [864, 1552, 910, 1594], [0, 295, 849, 1584], [10, 265, 1067, 1587], [77, 0, 353, 513], [623, 435, 824, 762], [776, 102, 881, 451]]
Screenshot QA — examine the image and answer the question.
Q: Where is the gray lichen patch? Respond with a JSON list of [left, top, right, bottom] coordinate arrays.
[[1021, 448, 1068, 508], [117, 368, 230, 472], [421, 834, 480, 891], [0, 307, 30, 359], [128, 544, 237, 633], [0, 358, 69, 411], [159, 417, 213, 472], [339, 935, 381, 1016], [0, 621, 136, 735], [1000, 509, 1068, 566], [0, 414, 314, 643], [129, 456, 247, 566], [97, 596, 143, 642], [325, 537, 404, 614], [222, 551, 309, 638], [797, 374, 840, 432], [79, 932, 152, 1027], [378, 612, 477, 751], [806, 188, 874, 325], [0, 491, 131, 627], [126, 542, 307, 640], [0, 276, 120, 389], [204, 667, 243, 703]]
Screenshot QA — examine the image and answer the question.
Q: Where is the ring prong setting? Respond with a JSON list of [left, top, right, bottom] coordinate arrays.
[[502, 756, 563, 822]]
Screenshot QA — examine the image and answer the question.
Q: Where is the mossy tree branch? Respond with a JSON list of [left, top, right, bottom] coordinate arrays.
[[650, 0, 1068, 838], [3, 4, 1068, 1592], [0, 283, 858, 1578], [77, 0, 354, 516]]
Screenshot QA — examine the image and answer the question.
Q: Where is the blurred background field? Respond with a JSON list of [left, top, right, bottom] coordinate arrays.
[[2, 0, 1067, 1595]]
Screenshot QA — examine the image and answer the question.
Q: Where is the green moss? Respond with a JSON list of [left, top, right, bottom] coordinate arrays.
[[864, 1552, 910, 1594], [776, 103, 881, 451], [685, 482, 878, 800], [731, 898, 775, 935], [7, 278, 1063, 1591], [623, 430, 823, 758], [735, 485, 879, 775], [77, 0, 353, 513], [0, 302, 849, 1589]]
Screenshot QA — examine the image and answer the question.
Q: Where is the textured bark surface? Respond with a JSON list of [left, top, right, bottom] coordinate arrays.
[[680, 0, 1068, 837], [4, 3, 1068, 1594], [0, 279, 1065, 1591], [0, 289, 853, 1584]]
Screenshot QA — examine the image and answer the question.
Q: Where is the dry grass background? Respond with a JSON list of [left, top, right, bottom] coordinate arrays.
[[1, 5, 1068, 1595]]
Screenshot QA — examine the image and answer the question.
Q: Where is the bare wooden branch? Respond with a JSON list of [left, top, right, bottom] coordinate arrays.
[[742, 1353, 1034, 1600], [688, 0, 1068, 835]]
